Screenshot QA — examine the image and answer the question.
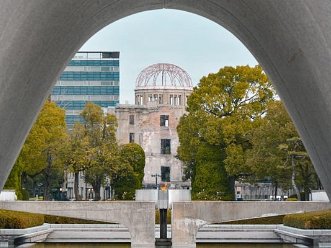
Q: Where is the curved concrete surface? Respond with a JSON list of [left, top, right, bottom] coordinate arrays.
[[172, 201, 331, 248], [1, 1, 331, 199]]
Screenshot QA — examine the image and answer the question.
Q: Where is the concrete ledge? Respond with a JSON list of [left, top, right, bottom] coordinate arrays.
[[2, 223, 331, 247], [274, 229, 313, 246]]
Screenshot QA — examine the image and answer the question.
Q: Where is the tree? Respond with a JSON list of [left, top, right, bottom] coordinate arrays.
[[192, 143, 234, 200], [62, 123, 90, 200], [247, 101, 319, 200], [177, 65, 275, 200], [7, 101, 67, 200], [245, 101, 295, 198], [81, 102, 121, 201], [4, 158, 23, 199], [113, 143, 145, 200]]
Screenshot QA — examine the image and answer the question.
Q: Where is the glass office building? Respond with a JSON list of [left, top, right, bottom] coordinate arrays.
[[51, 51, 120, 128]]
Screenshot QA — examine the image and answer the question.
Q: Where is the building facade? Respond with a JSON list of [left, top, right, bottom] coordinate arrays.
[[64, 171, 111, 201], [51, 51, 120, 128], [110, 63, 193, 189], [51, 51, 119, 200], [235, 181, 292, 201]]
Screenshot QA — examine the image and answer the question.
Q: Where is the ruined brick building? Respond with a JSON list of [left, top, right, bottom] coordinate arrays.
[[109, 63, 193, 188]]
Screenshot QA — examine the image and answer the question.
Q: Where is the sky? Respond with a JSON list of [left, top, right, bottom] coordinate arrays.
[[80, 9, 258, 104]]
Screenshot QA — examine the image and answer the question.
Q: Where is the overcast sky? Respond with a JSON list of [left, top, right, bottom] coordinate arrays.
[[80, 9, 258, 104]]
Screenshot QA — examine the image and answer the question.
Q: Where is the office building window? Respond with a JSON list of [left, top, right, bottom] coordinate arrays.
[[129, 115, 134, 125], [161, 166, 171, 182], [160, 115, 169, 127], [161, 139, 171, 154], [129, 133, 135, 143]]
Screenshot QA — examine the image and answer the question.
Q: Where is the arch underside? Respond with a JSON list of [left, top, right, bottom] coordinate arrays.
[[0, 0, 331, 199]]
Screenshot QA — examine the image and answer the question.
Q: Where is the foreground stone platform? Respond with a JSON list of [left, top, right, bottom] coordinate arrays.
[[0, 201, 155, 248], [1, 200, 331, 247], [172, 201, 331, 248], [2, 223, 331, 247]]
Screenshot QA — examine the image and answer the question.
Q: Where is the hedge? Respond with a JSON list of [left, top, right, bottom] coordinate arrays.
[[0, 210, 44, 229], [0, 209, 169, 228], [0, 210, 110, 228], [284, 209, 331, 229], [221, 215, 285, 225], [44, 215, 108, 224]]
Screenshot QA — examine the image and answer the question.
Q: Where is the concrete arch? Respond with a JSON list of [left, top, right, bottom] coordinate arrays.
[[1, 0, 331, 199]]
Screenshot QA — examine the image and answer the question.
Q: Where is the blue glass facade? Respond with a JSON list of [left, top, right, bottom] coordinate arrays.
[[52, 86, 119, 95], [51, 52, 120, 128], [59, 72, 119, 81], [55, 101, 117, 110]]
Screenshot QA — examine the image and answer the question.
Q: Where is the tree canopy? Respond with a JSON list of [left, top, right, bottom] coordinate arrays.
[[113, 143, 145, 200], [5, 101, 67, 199], [178, 65, 319, 200]]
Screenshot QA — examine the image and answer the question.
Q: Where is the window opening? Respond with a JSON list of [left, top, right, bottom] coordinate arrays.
[[129, 115, 134, 125], [161, 139, 171, 154], [129, 133, 135, 143], [161, 166, 171, 182], [160, 115, 169, 127]]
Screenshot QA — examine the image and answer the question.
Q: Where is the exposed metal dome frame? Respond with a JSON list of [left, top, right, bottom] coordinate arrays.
[[136, 63, 193, 88]]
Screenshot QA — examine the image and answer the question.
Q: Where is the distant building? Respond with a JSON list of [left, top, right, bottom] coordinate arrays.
[[64, 171, 110, 201], [51, 51, 120, 128], [52, 51, 119, 200], [109, 63, 193, 189], [235, 181, 291, 201]]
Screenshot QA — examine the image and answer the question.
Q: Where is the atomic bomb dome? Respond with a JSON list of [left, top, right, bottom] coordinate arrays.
[[114, 63, 193, 188], [135, 63, 193, 106], [136, 63, 192, 89]]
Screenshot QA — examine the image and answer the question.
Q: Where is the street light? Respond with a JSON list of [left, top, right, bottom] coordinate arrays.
[[151, 173, 161, 189]]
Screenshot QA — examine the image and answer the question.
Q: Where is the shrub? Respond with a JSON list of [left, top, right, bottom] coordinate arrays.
[[0, 210, 44, 229], [286, 197, 298, 201], [284, 209, 331, 229], [44, 215, 108, 224], [221, 215, 285, 225]]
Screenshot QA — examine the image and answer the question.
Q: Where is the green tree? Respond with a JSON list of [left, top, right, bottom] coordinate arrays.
[[192, 143, 233, 200], [113, 143, 145, 200], [177, 65, 275, 200], [6, 101, 67, 200], [62, 123, 90, 200], [81, 102, 121, 201], [4, 158, 23, 199], [247, 101, 318, 200]]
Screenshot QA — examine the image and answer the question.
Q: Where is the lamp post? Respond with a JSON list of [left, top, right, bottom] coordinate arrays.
[[156, 183, 171, 247], [151, 173, 161, 189]]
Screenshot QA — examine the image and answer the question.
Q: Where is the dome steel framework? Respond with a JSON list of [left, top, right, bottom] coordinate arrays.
[[136, 63, 192, 88]]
